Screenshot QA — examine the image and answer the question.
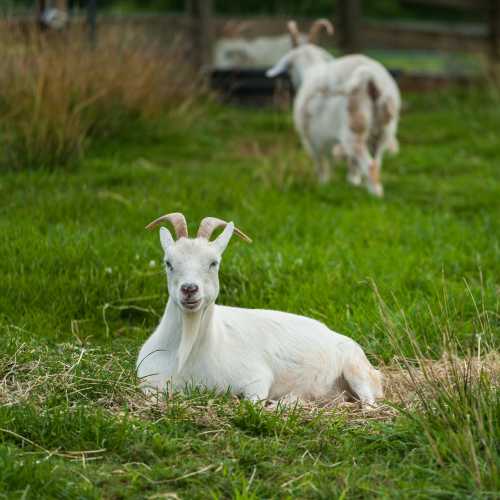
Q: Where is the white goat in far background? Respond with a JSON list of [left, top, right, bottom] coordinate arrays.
[[137, 213, 383, 406], [213, 19, 333, 71], [267, 22, 401, 197]]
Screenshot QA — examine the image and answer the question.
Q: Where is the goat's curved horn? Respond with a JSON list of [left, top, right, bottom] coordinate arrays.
[[145, 212, 188, 239], [287, 20, 300, 47], [308, 19, 334, 44], [197, 217, 252, 243]]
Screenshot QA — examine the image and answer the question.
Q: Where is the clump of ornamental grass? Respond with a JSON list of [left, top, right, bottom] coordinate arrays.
[[0, 24, 206, 169], [373, 279, 499, 493]]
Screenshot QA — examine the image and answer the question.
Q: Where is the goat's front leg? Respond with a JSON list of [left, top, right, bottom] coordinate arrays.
[[315, 153, 331, 184], [241, 376, 272, 404], [139, 375, 175, 399], [387, 136, 399, 155], [265, 394, 303, 411]]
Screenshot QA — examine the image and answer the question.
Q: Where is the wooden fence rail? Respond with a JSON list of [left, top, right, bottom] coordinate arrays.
[[3, 7, 498, 62], [3, 1, 500, 99]]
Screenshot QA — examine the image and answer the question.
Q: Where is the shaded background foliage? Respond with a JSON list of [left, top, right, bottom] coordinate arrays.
[[3, 0, 486, 21]]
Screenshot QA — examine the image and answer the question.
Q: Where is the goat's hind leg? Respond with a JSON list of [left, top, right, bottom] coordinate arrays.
[[333, 143, 362, 187], [346, 156, 362, 187], [315, 153, 332, 184], [304, 140, 331, 184], [342, 349, 383, 405]]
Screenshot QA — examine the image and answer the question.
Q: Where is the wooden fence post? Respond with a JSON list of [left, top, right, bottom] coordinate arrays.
[[488, 0, 500, 57], [55, 0, 68, 11], [36, 0, 47, 29], [337, 0, 362, 53], [487, 0, 500, 80], [186, 0, 214, 71], [87, 0, 97, 46]]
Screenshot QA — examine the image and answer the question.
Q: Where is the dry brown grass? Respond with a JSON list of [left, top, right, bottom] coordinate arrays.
[[1, 343, 498, 425], [0, 24, 205, 169], [383, 351, 499, 405], [256, 351, 500, 422]]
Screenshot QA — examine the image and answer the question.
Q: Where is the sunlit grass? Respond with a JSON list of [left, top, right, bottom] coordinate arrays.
[[0, 89, 498, 497]]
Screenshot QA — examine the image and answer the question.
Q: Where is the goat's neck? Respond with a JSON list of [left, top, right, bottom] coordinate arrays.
[[292, 61, 320, 90], [162, 297, 215, 373], [294, 47, 331, 88]]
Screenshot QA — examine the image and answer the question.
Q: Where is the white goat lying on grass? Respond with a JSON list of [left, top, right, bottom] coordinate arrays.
[[137, 213, 383, 405], [267, 40, 400, 196]]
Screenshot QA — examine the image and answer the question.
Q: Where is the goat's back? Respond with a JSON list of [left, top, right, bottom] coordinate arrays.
[[214, 304, 357, 360], [213, 305, 373, 401], [294, 54, 400, 147]]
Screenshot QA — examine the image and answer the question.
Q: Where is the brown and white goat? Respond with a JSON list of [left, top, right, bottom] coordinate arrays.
[[267, 23, 401, 196]]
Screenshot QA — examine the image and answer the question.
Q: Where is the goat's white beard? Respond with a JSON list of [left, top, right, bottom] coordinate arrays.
[[176, 307, 204, 374]]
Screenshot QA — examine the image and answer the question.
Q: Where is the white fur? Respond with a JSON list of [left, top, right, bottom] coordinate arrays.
[[137, 225, 383, 405], [265, 43, 333, 89], [267, 49, 401, 196], [214, 34, 308, 69]]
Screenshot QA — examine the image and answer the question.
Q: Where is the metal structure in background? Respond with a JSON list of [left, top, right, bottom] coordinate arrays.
[[489, 0, 500, 64], [401, 0, 500, 71], [87, 0, 97, 45], [186, 0, 214, 70], [36, 0, 46, 28], [206, 0, 500, 102], [28, 0, 500, 102], [337, 0, 362, 54]]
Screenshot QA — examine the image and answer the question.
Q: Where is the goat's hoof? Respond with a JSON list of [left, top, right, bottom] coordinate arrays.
[[332, 144, 346, 161], [360, 399, 382, 411], [368, 183, 384, 198], [347, 173, 362, 186], [265, 400, 280, 410], [388, 139, 399, 155]]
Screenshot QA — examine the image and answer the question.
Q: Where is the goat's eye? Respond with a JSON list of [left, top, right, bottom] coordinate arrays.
[[209, 260, 218, 270], [165, 261, 173, 271]]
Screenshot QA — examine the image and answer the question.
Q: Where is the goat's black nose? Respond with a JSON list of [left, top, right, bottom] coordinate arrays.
[[181, 283, 199, 296]]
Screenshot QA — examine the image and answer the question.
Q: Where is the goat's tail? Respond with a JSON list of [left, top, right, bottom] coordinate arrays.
[[345, 66, 397, 125]]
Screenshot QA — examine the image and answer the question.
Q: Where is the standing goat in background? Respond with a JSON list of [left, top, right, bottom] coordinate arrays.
[[137, 213, 383, 406], [267, 22, 401, 197]]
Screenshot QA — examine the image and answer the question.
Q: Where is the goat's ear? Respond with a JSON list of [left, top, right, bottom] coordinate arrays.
[[159, 227, 174, 253], [212, 222, 234, 254], [266, 52, 293, 78]]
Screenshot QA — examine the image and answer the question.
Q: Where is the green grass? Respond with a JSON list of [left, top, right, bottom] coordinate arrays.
[[0, 89, 499, 498], [328, 48, 484, 76]]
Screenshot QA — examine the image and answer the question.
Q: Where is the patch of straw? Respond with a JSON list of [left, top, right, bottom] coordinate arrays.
[[1, 343, 498, 426]]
